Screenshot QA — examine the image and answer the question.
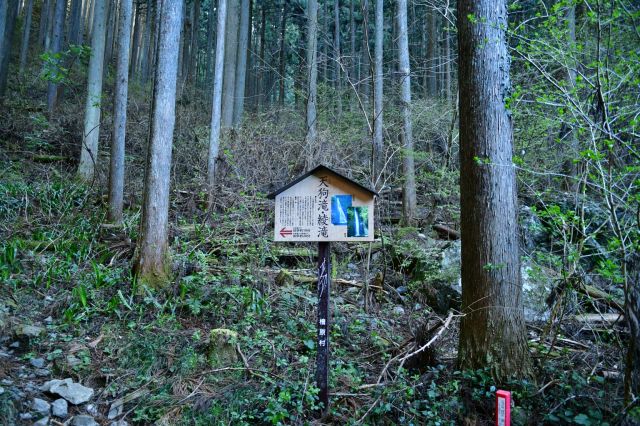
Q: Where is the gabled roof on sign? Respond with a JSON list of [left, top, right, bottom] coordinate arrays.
[[267, 165, 379, 199]]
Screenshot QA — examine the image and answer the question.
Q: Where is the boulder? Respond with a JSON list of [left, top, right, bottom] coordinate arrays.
[[71, 415, 99, 426], [41, 379, 94, 405], [208, 329, 238, 366], [32, 398, 51, 414]]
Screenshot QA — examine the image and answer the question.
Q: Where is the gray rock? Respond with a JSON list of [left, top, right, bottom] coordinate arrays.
[[41, 379, 94, 405], [66, 354, 82, 368], [0, 386, 4, 395], [109, 421, 129, 426], [10, 341, 20, 348], [30, 358, 46, 368], [71, 415, 99, 426], [32, 398, 51, 414], [44, 316, 53, 324], [33, 416, 49, 426], [52, 399, 68, 418], [15, 325, 44, 338], [396, 286, 408, 294], [85, 403, 98, 417], [20, 413, 33, 420], [392, 306, 406, 316], [35, 369, 51, 377], [107, 404, 123, 420]]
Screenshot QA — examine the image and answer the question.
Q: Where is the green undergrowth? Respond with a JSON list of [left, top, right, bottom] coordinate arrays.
[[0, 156, 628, 425]]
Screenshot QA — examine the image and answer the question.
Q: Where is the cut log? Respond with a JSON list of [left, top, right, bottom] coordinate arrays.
[[432, 223, 460, 240], [572, 313, 624, 324]]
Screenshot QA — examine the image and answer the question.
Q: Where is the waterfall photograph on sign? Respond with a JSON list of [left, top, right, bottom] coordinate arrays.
[[347, 206, 368, 237], [331, 195, 351, 225]]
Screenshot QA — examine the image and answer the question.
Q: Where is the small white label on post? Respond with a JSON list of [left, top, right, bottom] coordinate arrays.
[[497, 396, 506, 426]]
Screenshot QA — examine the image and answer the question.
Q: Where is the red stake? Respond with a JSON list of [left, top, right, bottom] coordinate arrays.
[[496, 390, 511, 426]]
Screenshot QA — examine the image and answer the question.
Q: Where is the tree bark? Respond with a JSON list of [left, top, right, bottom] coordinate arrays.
[[18, 0, 33, 73], [372, 0, 383, 178], [233, 0, 249, 124], [221, 0, 238, 127], [130, 2, 141, 77], [108, 0, 133, 224], [69, 0, 84, 46], [397, 0, 416, 225], [134, 0, 184, 288], [426, 7, 436, 97], [207, 0, 227, 210], [140, 0, 153, 84], [305, 0, 318, 158], [277, 0, 287, 107], [360, 0, 369, 105], [205, 0, 215, 89], [38, 0, 50, 48], [457, 0, 531, 380], [46, 0, 66, 115], [0, 0, 19, 100], [333, 0, 342, 115], [257, 3, 265, 109], [78, 0, 107, 181]]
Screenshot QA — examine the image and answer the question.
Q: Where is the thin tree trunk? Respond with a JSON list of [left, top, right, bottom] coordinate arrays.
[[0, 0, 19, 100], [257, 3, 265, 110], [108, 0, 133, 223], [18, 0, 34, 73], [233, 0, 249, 124], [105, 0, 117, 65], [187, 0, 200, 85], [205, 0, 215, 88], [444, 18, 451, 103], [372, 0, 383, 178], [45, 0, 55, 50], [278, 0, 287, 107], [305, 0, 318, 161], [38, 0, 50, 47], [221, 0, 238, 127], [140, 0, 153, 84], [334, 0, 342, 115], [349, 0, 356, 110], [427, 7, 436, 96], [130, 3, 141, 77], [360, 0, 369, 106], [457, 0, 531, 380], [207, 0, 226, 210], [397, 0, 416, 224], [134, 0, 184, 288], [322, 0, 327, 84], [78, 0, 108, 181], [46, 0, 66, 115], [69, 0, 83, 46], [562, 3, 579, 190]]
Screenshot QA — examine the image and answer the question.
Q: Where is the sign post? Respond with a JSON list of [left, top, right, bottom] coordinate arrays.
[[316, 241, 331, 410], [496, 390, 511, 426], [268, 165, 378, 415]]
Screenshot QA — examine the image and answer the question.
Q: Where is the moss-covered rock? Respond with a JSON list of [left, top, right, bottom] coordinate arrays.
[[208, 329, 238, 366]]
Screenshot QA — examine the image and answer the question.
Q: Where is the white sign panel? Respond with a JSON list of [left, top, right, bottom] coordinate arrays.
[[273, 172, 375, 242]]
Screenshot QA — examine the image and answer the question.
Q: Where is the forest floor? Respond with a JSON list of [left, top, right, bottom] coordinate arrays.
[[0, 82, 629, 425]]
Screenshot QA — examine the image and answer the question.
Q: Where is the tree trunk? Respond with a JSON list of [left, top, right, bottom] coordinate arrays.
[[457, 0, 531, 380], [130, 3, 141, 77], [207, 0, 226, 210], [69, 0, 83, 46], [233, 0, 249, 124], [78, 0, 107, 181], [221, 0, 238, 127], [426, 7, 436, 97], [140, 0, 153, 84], [321, 0, 327, 83], [205, 0, 215, 89], [46, 0, 66, 115], [0, 0, 19, 100], [305, 0, 318, 162], [44, 0, 55, 50], [134, 0, 183, 288], [562, 3, 579, 190], [277, 0, 287, 107], [333, 0, 342, 115], [257, 3, 265, 110], [360, 0, 369, 106], [397, 0, 416, 225], [108, 0, 133, 224], [188, 0, 200, 86], [104, 0, 117, 65], [444, 19, 451, 104], [372, 0, 383, 178], [38, 0, 49, 47], [349, 0, 356, 109], [18, 0, 33, 73]]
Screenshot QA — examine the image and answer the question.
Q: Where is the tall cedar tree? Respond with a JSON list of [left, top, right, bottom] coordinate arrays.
[[457, 0, 532, 379], [134, 0, 184, 288]]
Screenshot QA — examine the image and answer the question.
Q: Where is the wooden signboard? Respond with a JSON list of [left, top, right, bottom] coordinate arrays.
[[269, 165, 376, 242], [269, 165, 377, 415]]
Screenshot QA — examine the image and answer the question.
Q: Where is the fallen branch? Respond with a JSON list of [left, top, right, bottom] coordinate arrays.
[[432, 223, 460, 240], [578, 283, 624, 313], [398, 311, 455, 364]]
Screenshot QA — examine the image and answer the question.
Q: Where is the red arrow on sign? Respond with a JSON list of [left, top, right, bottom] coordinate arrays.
[[280, 228, 293, 237]]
